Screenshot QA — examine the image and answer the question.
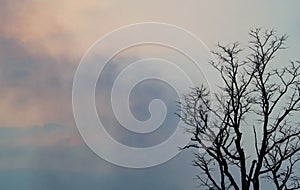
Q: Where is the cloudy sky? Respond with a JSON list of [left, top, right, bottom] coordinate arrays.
[[0, 0, 300, 189]]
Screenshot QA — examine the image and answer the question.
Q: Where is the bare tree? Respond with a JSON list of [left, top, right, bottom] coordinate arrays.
[[178, 29, 300, 190]]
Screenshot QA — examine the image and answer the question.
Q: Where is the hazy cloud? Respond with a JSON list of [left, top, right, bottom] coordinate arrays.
[[0, 1, 300, 189]]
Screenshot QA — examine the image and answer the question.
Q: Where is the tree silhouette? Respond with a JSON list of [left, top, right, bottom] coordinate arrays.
[[178, 29, 300, 190]]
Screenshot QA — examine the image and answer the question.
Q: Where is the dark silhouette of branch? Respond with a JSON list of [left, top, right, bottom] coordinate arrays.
[[178, 28, 300, 190]]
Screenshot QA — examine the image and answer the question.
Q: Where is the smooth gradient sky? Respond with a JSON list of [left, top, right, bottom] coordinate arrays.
[[1, 0, 300, 189]]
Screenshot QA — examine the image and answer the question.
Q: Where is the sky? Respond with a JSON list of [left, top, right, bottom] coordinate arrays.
[[0, 0, 300, 189]]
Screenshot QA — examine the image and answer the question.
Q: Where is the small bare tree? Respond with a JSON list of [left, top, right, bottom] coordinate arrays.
[[179, 29, 300, 190]]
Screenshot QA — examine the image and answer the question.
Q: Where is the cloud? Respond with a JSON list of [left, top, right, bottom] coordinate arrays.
[[0, 36, 74, 127], [1, 0, 299, 128], [0, 123, 112, 171], [0, 123, 199, 190], [1, 0, 299, 62], [0, 1, 299, 190], [0, 0, 113, 59]]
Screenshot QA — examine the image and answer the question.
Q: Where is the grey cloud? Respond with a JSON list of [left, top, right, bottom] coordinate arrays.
[[0, 123, 199, 190]]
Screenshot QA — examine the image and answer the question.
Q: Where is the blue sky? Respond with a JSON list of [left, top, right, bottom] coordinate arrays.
[[0, 0, 300, 189]]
